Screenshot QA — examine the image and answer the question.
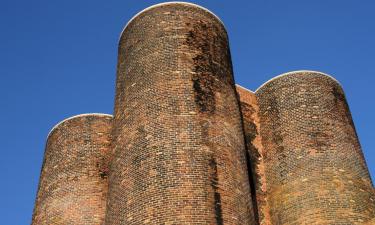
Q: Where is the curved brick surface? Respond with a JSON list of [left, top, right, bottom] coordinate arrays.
[[32, 114, 112, 225], [256, 71, 375, 224], [105, 2, 256, 224], [236, 85, 271, 225]]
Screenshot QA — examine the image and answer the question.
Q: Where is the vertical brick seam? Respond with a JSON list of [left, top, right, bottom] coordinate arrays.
[[105, 2, 256, 225], [256, 71, 375, 224], [31, 114, 112, 225], [236, 85, 272, 225]]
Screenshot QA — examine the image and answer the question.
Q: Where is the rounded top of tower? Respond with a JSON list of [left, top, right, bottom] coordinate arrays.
[[46, 113, 113, 140], [255, 70, 343, 93], [119, 1, 226, 42]]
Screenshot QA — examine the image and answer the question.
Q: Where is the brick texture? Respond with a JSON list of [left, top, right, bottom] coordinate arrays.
[[31, 3, 375, 225], [255, 71, 375, 224], [236, 85, 271, 225], [105, 3, 256, 225], [31, 114, 112, 225]]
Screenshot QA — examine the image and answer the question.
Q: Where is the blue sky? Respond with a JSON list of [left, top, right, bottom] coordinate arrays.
[[1, 0, 374, 224]]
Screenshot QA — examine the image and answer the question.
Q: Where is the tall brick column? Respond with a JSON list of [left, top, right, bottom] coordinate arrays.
[[31, 114, 112, 225], [255, 71, 375, 224], [105, 2, 256, 224]]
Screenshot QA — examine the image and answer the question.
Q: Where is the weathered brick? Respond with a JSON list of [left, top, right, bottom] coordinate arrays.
[[237, 85, 271, 225], [31, 114, 112, 225], [31, 3, 375, 225], [255, 71, 375, 224], [105, 2, 256, 225]]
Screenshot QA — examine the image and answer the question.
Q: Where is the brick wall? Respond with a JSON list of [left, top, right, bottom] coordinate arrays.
[[236, 85, 271, 225], [255, 71, 375, 224], [105, 2, 256, 224], [32, 114, 112, 225]]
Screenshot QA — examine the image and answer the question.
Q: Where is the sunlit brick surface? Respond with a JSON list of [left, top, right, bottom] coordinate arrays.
[[105, 3, 256, 225], [31, 3, 375, 225], [31, 114, 112, 225], [255, 71, 375, 224]]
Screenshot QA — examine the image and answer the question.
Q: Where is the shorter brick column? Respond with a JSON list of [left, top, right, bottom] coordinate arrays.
[[256, 71, 374, 224], [32, 113, 112, 225]]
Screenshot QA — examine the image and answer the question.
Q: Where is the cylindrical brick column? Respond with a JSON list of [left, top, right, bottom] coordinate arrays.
[[32, 114, 112, 225], [106, 2, 256, 224], [255, 71, 375, 224]]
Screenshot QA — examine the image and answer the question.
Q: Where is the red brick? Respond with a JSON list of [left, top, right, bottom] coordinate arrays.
[[105, 2, 257, 225], [31, 114, 112, 225]]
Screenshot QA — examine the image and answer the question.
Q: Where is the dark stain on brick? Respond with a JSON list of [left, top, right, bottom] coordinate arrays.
[[236, 92, 264, 224], [186, 22, 216, 113], [192, 76, 215, 113], [240, 102, 262, 189], [209, 157, 223, 225], [97, 162, 109, 179], [332, 86, 358, 136], [99, 171, 108, 179], [185, 21, 233, 113], [245, 150, 260, 225]]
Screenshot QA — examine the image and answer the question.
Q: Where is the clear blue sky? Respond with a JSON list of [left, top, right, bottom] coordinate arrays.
[[1, 0, 374, 224]]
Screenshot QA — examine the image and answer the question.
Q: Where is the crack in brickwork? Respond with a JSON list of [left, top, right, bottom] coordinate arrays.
[[236, 86, 271, 225]]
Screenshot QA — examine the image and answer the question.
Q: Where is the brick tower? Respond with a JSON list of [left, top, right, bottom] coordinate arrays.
[[31, 2, 375, 225], [242, 71, 374, 224], [105, 2, 256, 224], [31, 114, 112, 225]]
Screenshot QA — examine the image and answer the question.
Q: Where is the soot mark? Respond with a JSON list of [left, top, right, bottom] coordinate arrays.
[[332, 86, 357, 135], [97, 161, 108, 179], [192, 76, 215, 113], [245, 150, 260, 225], [240, 102, 260, 224], [241, 102, 262, 185], [209, 157, 223, 225], [185, 21, 233, 113], [99, 171, 108, 179]]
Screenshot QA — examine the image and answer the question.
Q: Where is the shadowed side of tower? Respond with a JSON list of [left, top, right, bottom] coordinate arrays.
[[31, 114, 112, 225], [255, 71, 375, 224], [105, 2, 257, 224]]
